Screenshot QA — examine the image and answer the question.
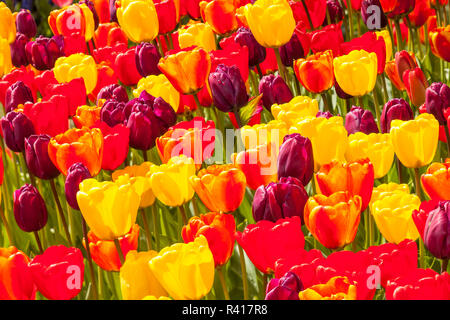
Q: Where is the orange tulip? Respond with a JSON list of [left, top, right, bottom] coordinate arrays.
[[48, 3, 95, 41], [421, 159, 450, 200], [298, 276, 357, 300], [48, 127, 104, 176], [385, 60, 406, 91], [72, 104, 102, 129], [315, 159, 374, 211], [190, 164, 246, 213], [294, 50, 334, 94], [304, 191, 362, 249], [200, 0, 238, 35], [94, 22, 128, 48], [429, 26, 450, 62]]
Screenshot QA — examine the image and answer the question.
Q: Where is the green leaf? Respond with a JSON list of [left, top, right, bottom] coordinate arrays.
[[239, 94, 263, 126]]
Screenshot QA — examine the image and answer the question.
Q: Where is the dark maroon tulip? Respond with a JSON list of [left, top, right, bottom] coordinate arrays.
[[387, 0, 415, 19], [316, 111, 334, 119], [361, 0, 388, 30], [424, 201, 450, 260], [135, 42, 161, 77], [97, 84, 129, 103], [380, 98, 414, 133], [425, 82, 450, 125], [277, 133, 314, 186], [335, 81, 353, 100], [110, 0, 118, 23], [209, 64, 248, 113], [10, 33, 29, 68], [0, 111, 35, 152], [234, 27, 266, 67], [125, 91, 176, 150], [24, 135, 60, 180], [79, 0, 99, 29], [13, 184, 48, 232], [395, 50, 417, 82], [15, 9, 37, 39], [324, 0, 344, 26], [100, 99, 129, 127], [345, 106, 379, 135], [5, 81, 34, 113], [258, 74, 293, 111], [65, 163, 92, 210], [265, 271, 303, 300], [279, 33, 304, 67], [252, 177, 309, 224], [25, 36, 63, 70]]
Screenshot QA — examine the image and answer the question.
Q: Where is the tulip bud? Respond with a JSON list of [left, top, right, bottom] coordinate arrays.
[[253, 177, 309, 223], [361, 0, 388, 30], [209, 64, 249, 113], [380, 98, 413, 133], [277, 133, 314, 186], [395, 50, 417, 81], [234, 27, 266, 67], [97, 84, 129, 103], [345, 106, 379, 135], [10, 33, 29, 68], [135, 42, 161, 78], [15, 9, 37, 39], [265, 271, 303, 300], [387, 0, 415, 19], [324, 0, 344, 25], [13, 184, 48, 232], [259, 74, 293, 111], [425, 82, 450, 125], [424, 201, 450, 259], [24, 135, 60, 180], [100, 99, 129, 127], [25, 36, 63, 70], [65, 162, 92, 210], [5, 80, 34, 113], [79, 0, 100, 29], [0, 111, 35, 152], [279, 34, 304, 67], [403, 67, 429, 107]]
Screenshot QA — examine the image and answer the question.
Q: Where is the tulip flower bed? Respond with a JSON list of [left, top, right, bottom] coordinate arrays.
[[0, 0, 450, 302]]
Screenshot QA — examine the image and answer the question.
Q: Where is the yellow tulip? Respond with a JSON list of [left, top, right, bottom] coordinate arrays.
[[0, 2, 16, 44], [290, 116, 348, 170], [54, 53, 98, 94], [79, 3, 96, 41], [120, 250, 168, 300], [271, 96, 319, 127], [148, 235, 215, 300], [240, 120, 288, 150], [345, 132, 394, 179], [142, 295, 172, 300], [370, 182, 410, 208], [243, 0, 295, 48], [116, 0, 159, 43], [0, 38, 12, 77], [371, 192, 420, 244], [376, 30, 392, 62], [333, 50, 378, 97], [178, 22, 217, 52], [148, 155, 196, 207], [133, 74, 181, 113], [77, 176, 140, 240], [390, 113, 439, 168]]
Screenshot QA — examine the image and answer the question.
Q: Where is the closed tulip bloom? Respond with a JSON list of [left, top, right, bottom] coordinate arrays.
[[29, 245, 84, 300], [309, 23, 343, 57], [259, 74, 293, 111], [277, 133, 314, 186], [153, 0, 180, 35], [149, 155, 196, 207], [324, 0, 344, 25], [13, 184, 48, 233], [48, 127, 104, 176], [380, 98, 413, 133], [370, 182, 411, 210], [148, 236, 215, 300], [394, 50, 417, 81], [271, 96, 319, 127], [385, 0, 415, 19], [120, 250, 167, 300], [24, 135, 60, 180], [290, 0, 327, 30], [390, 114, 439, 168], [425, 82, 450, 125], [385, 60, 406, 91], [201, 0, 238, 35], [422, 159, 450, 200], [412, 199, 440, 240], [346, 132, 394, 179], [243, 0, 296, 48], [97, 84, 129, 103], [361, 0, 388, 30], [25, 36, 63, 71], [10, 33, 28, 68], [294, 50, 334, 94], [333, 50, 378, 97], [79, 0, 100, 29], [92, 122, 130, 171], [279, 33, 305, 67], [423, 201, 450, 259], [114, 47, 142, 86], [304, 191, 362, 249], [0, 38, 12, 77], [403, 67, 429, 107], [0, 111, 35, 153], [179, 23, 217, 52], [48, 3, 95, 41], [376, 30, 392, 62], [135, 42, 161, 78], [100, 99, 128, 127], [77, 176, 140, 240], [408, 0, 434, 28], [345, 106, 379, 135], [430, 26, 450, 62], [116, 0, 159, 42], [54, 53, 98, 94], [234, 27, 266, 67], [0, 2, 16, 43], [299, 276, 357, 300], [65, 163, 91, 210], [93, 0, 112, 23], [133, 74, 180, 112], [266, 271, 303, 300], [94, 22, 128, 48], [15, 9, 37, 38]]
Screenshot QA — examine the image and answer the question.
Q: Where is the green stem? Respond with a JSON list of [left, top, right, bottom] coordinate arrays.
[[445, 124, 450, 157], [114, 238, 125, 266], [141, 208, 152, 251], [321, 92, 331, 113], [178, 205, 188, 226], [238, 244, 249, 300], [300, 0, 314, 30], [0, 203, 13, 246], [371, 89, 381, 131], [419, 237, 425, 269], [347, 3, 354, 39], [50, 179, 73, 246], [414, 167, 423, 201], [217, 267, 230, 300], [273, 47, 287, 83], [380, 75, 389, 102], [193, 93, 205, 118], [396, 156, 404, 184], [34, 231, 44, 254], [393, 19, 403, 52], [82, 216, 98, 300], [442, 259, 448, 273], [233, 104, 243, 129], [256, 64, 264, 78], [151, 205, 160, 251]]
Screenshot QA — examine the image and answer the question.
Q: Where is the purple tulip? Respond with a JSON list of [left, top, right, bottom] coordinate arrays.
[[100, 99, 130, 127], [97, 84, 129, 104], [345, 106, 379, 135], [13, 184, 48, 233], [135, 42, 161, 77], [15, 9, 37, 38], [380, 98, 414, 133], [209, 64, 249, 113], [65, 163, 92, 211], [258, 74, 293, 111], [279, 34, 305, 67], [425, 82, 450, 125], [424, 201, 450, 260], [10, 33, 29, 68], [361, 0, 388, 30], [324, 0, 344, 25], [25, 36, 63, 70], [265, 272, 303, 300], [335, 81, 353, 100], [234, 27, 266, 67], [0, 111, 35, 152], [5, 81, 34, 113], [277, 134, 314, 186], [24, 135, 60, 180]]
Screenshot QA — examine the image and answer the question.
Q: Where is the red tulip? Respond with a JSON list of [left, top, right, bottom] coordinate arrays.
[[114, 47, 142, 86], [43, 78, 87, 116]]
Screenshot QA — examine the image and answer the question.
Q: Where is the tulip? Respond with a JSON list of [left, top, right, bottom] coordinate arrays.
[[361, 0, 388, 30], [277, 133, 314, 186], [429, 26, 450, 62], [79, 0, 99, 29], [0, 66, 36, 105], [394, 50, 417, 81], [0, 247, 35, 300], [234, 27, 266, 67], [408, 0, 434, 28], [149, 155, 196, 207], [385, 60, 406, 91], [308, 23, 343, 57], [0, 2, 16, 43], [258, 74, 293, 111], [345, 106, 379, 135], [178, 23, 216, 52], [390, 114, 439, 168], [370, 182, 411, 209], [324, 0, 344, 25], [422, 160, 450, 201], [271, 96, 318, 127], [13, 184, 48, 233], [54, 53, 98, 94], [10, 33, 28, 68], [29, 245, 84, 300], [333, 49, 378, 97], [100, 99, 129, 127], [386, 0, 416, 19], [93, 0, 111, 23], [376, 30, 392, 62], [133, 74, 180, 113], [94, 22, 128, 48], [423, 201, 450, 260], [48, 3, 95, 41], [412, 199, 440, 240], [148, 236, 215, 300], [380, 98, 413, 133], [199, 0, 238, 35], [120, 250, 167, 300], [290, 0, 327, 30], [403, 67, 429, 107], [158, 46, 211, 95], [92, 122, 130, 171], [48, 127, 104, 176], [43, 78, 87, 116], [265, 271, 303, 300], [371, 192, 420, 244], [298, 276, 357, 300], [24, 135, 60, 180], [154, 0, 181, 35], [0, 111, 35, 153], [425, 82, 450, 125], [65, 163, 92, 211], [294, 50, 334, 94], [15, 9, 37, 39], [116, 0, 159, 42], [0, 38, 12, 77], [135, 42, 162, 78], [279, 33, 305, 67], [97, 84, 129, 103], [243, 0, 296, 48]]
